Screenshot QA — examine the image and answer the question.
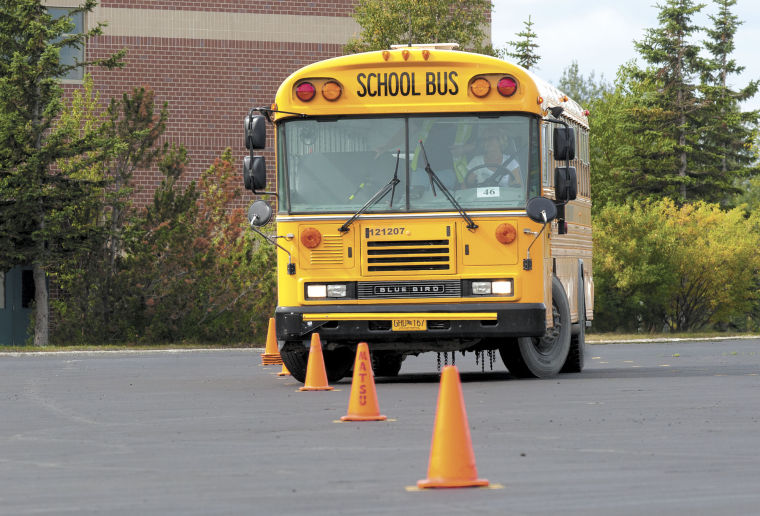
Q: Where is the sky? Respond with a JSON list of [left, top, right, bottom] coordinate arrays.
[[491, 0, 760, 110]]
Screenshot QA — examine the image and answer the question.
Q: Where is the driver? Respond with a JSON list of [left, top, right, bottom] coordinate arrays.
[[464, 132, 523, 188]]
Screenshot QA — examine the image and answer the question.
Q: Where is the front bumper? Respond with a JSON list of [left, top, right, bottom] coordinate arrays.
[[275, 302, 546, 351]]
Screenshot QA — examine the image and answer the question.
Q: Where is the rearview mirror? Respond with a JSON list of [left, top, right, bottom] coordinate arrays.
[[554, 166, 577, 201], [243, 155, 267, 191], [525, 196, 557, 224], [553, 126, 575, 161], [247, 200, 273, 227], [244, 114, 266, 150]]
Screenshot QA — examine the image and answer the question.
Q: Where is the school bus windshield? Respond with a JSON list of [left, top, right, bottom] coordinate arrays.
[[277, 114, 540, 213]]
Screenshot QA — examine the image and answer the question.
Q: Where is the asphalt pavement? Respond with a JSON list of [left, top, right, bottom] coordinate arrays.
[[1, 339, 759, 515]]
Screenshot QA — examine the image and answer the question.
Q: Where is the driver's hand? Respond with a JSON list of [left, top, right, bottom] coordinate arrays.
[[465, 168, 492, 187]]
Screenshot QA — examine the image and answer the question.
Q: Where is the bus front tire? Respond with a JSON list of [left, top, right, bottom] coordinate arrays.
[[280, 341, 354, 384], [499, 276, 571, 378], [371, 351, 404, 377]]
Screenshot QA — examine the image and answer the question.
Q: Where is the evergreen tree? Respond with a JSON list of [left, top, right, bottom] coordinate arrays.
[[631, 0, 706, 201], [504, 15, 540, 70], [556, 60, 610, 108], [589, 64, 681, 211], [0, 0, 123, 345], [696, 0, 759, 204], [344, 0, 494, 55]]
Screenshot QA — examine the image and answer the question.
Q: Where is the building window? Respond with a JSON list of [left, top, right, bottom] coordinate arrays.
[[48, 7, 84, 81], [21, 270, 35, 309], [0, 272, 5, 310]]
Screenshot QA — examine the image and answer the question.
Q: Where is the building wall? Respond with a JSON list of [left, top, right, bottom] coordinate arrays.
[[52, 0, 360, 207]]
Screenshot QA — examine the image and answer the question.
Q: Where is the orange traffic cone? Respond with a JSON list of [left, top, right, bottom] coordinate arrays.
[[261, 317, 283, 365], [340, 343, 386, 422], [299, 333, 334, 391], [277, 363, 290, 377], [417, 365, 489, 488]]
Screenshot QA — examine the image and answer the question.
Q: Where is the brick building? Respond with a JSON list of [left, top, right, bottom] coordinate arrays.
[[51, 0, 362, 205], [2, 1, 361, 346], [2, 1, 493, 345]]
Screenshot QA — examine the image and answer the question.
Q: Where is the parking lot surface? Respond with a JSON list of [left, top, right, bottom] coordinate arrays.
[[1, 339, 759, 515]]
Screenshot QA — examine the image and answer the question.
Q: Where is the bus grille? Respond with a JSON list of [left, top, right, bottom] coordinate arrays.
[[357, 280, 461, 299], [365, 239, 451, 272], [309, 235, 343, 266]]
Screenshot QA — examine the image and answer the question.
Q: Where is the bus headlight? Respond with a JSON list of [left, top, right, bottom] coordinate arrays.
[[470, 280, 513, 296], [491, 280, 513, 295], [306, 283, 349, 299], [327, 284, 347, 297], [306, 284, 327, 298]]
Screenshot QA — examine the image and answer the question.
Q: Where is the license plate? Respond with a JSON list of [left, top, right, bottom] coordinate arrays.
[[391, 319, 427, 331]]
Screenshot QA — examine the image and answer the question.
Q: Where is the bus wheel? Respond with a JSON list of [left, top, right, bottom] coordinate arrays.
[[499, 276, 571, 378], [324, 347, 354, 383], [371, 351, 404, 377], [280, 342, 308, 383], [280, 342, 354, 384]]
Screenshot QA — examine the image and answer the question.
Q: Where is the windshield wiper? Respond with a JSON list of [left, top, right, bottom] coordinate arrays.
[[338, 151, 401, 233], [418, 141, 478, 230]]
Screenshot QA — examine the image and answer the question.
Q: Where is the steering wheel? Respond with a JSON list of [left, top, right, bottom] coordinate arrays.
[[465, 162, 512, 187]]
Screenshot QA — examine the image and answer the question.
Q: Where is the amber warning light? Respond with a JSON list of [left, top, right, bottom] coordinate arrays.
[[322, 81, 342, 101], [301, 227, 322, 248], [470, 78, 490, 98]]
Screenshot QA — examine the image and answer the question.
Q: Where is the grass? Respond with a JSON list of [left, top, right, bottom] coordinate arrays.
[[0, 342, 261, 353], [586, 331, 760, 343]]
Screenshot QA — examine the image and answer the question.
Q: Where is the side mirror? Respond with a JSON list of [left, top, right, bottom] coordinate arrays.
[[553, 126, 575, 161], [525, 196, 557, 224], [243, 155, 267, 191], [554, 166, 577, 201], [244, 114, 266, 150], [247, 200, 273, 227]]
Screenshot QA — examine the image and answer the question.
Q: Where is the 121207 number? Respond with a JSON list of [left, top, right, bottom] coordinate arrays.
[[367, 227, 405, 237]]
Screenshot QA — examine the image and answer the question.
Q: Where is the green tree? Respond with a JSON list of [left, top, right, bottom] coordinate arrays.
[[344, 0, 494, 55], [556, 60, 610, 108], [589, 65, 680, 211], [0, 0, 123, 345], [503, 15, 540, 70], [51, 83, 177, 342], [696, 0, 759, 204], [631, 0, 707, 202], [734, 173, 760, 214], [594, 199, 760, 332], [122, 150, 276, 342]]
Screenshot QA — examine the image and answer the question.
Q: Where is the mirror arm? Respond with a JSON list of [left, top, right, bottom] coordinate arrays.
[[523, 212, 548, 271], [249, 219, 295, 275], [545, 116, 568, 128], [255, 106, 307, 124], [248, 149, 279, 197]]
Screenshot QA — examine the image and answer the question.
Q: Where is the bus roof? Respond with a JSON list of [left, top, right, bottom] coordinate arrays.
[[272, 48, 588, 128]]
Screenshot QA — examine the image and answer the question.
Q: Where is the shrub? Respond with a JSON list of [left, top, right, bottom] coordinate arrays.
[[593, 199, 760, 332]]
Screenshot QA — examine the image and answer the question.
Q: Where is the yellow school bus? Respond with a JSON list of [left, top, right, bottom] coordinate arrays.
[[243, 44, 593, 383]]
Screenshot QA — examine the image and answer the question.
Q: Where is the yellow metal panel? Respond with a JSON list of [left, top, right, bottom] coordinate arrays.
[[274, 49, 546, 119], [461, 218, 519, 266], [297, 223, 355, 270], [303, 312, 498, 321], [361, 220, 455, 276]]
